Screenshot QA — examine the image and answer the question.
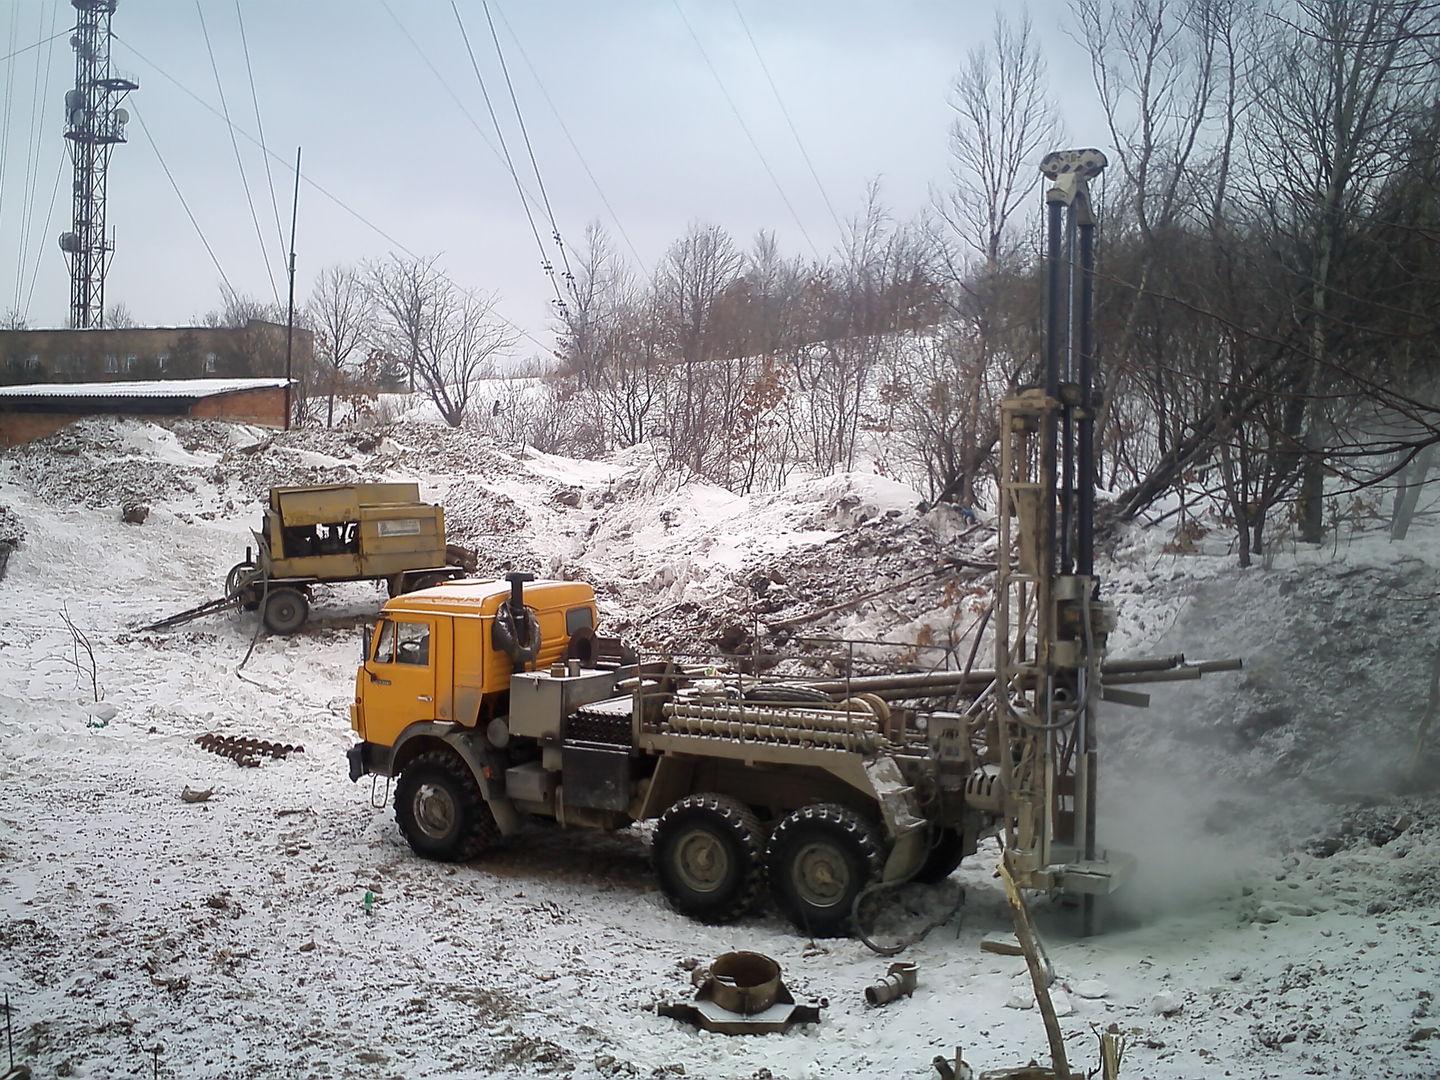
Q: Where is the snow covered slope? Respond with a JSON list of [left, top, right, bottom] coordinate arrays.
[[0, 418, 1436, 1079]]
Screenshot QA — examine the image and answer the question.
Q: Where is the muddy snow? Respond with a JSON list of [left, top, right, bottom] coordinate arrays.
[[1, 417, 1437, 1079]]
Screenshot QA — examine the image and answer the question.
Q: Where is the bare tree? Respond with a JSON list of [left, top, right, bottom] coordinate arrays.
[[940, 9, 1060, 268], [308, 264, 374, 427], [105, 302, 138, 329], [414, 283, 519, 426], [367, 253, 443, 394]]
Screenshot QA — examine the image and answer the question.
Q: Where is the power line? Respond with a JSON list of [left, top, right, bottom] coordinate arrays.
[[234, 0, 287, 267], [196, 0, 278, 306], [0, 27, 67, 68], [450, 0, 568, 317], [482, 0, 572, 288], [24, 145, 67, 315], [375, 0, 590, 283], [669, 0, 820, 260], [112, 34, 552, 353], [729, 0, 844, 241], [130, 103, 235, 298], [15, 0, 58, 315], [15, 1, 57, 312], [490, 1, 648, 273], [0, 3, 18, 273]]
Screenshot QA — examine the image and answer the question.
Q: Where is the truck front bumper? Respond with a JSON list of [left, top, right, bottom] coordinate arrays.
[[347, 742, 395, 782]]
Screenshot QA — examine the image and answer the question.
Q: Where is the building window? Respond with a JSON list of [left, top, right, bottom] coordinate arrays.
[[103, 353, 119, 373], [204, 352, 218, 373], [124, 355, 139, 372], [155, 352, 170, 371], [22, 354, 39, 372]]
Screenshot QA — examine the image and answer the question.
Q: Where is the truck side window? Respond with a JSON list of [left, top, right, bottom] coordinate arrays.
[[373, 620, 396, 663], [566, 607, 593, 635], [396, 622, 430, 666]]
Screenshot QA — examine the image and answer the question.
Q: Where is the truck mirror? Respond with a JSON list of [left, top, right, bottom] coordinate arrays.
[[360, 623, 371, 664]]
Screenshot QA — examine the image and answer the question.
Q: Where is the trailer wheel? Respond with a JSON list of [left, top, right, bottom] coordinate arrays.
[[766, 804, 884, 937], [912, 827, 966, 884], [394, 749, 500, 861], [261, 587, 309, 635], [652, 794, 765, 923]]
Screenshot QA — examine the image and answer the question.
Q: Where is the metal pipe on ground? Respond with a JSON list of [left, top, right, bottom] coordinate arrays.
[[864, 962, 918, 1006]]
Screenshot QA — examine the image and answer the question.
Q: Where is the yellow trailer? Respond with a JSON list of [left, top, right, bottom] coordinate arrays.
[[223, 484, 477, 634]]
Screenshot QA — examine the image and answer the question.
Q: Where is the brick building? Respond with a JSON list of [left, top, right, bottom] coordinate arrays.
[[0, 320, 313, 385], [0, 378, 292, 446]]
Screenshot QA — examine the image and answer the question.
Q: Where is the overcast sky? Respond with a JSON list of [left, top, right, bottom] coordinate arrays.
[[0, 0, 1101, 357]]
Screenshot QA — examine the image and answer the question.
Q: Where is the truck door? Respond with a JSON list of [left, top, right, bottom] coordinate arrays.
[[369, 616, 439, 733]]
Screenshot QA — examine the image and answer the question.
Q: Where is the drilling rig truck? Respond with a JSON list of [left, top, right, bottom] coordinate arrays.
[[345, 150, 1239, 936]]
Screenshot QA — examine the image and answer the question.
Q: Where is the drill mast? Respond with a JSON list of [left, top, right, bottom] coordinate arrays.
[[992, 149, 1124, 928]]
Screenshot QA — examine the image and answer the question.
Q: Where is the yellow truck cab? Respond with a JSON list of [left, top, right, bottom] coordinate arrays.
[[348, 573, 601, 781]]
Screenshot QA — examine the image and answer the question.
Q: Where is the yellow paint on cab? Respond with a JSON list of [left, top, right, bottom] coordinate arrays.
[[350, 578, 599, 750]]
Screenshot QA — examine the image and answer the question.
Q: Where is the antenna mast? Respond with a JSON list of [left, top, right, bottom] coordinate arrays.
[[59, 0, 138, 330]]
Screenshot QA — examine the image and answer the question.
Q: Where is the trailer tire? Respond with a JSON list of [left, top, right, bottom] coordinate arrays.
[[912, 827, 966, 884], [262, 587, 309, 635], [652, 794, 765, 924], [394, 749, 500, 862], [767, 804, 884, 937]]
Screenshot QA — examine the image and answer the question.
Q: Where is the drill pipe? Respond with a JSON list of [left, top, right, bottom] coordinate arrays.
[[661, 703, 881, 752], [806, 655, 1240, 696]]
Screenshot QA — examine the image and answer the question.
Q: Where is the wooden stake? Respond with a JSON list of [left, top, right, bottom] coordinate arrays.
[[999, 851, 1070, 1080]]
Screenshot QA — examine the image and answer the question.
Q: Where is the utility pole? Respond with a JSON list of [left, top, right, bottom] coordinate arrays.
[[60, 0, 138, 330], [284, 147, 301, 430]]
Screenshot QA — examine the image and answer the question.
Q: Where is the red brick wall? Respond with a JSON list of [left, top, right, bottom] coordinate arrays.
[[0, 413, 74, 447], [0, 386, 287, 447], [188, 386, 287, 427]]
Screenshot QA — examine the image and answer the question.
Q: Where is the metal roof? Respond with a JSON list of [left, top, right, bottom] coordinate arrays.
[[0, 378, 292, 401]]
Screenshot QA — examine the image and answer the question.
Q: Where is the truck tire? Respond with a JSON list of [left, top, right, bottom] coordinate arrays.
[[262, 587, 309, 635], [913, 827, 965, 884], [652, 794, 765, 924], [766, 804, 884, 937], [394, 749, 500, 862]]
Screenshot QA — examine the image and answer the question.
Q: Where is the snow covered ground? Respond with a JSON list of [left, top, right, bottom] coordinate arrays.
[[1, 418, 1437, 1079]]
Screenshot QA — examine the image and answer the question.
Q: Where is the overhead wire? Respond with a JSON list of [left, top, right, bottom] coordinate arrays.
[[112, 34, 552, 353], [0, 27, 67, 68], [23, 146, 66, 315], [14, 0, 57, 315], [491, 1, 647, 273], [196, 0, 279, 306], [669, 0, 820, 260], [234, 0, 287, 266], [729, 0, 844, 241], [375, 0, 584, 275], [130, 102, 235, 299], [481, 0, 573, 289], [0, 0, 23, 288], [450, 0, 569, 317]]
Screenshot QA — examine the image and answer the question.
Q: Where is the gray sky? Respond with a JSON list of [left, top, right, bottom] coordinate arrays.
[[0, 0, 1099, 357]]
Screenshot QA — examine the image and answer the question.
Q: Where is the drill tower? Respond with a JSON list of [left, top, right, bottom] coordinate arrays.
[[59, 0, 137, 329], [992, 149, 1118, 933]]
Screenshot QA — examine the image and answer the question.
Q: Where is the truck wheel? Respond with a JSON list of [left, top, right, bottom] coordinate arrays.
[[766, 804, 884, 937], [912, 827, 965, 884], [652, 794, 765, 923], [394, 749, 500, 861], [262, 587, 309, 635]]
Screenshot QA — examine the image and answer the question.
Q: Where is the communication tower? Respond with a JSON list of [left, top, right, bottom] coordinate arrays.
[[58, 0, 137, 329]]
